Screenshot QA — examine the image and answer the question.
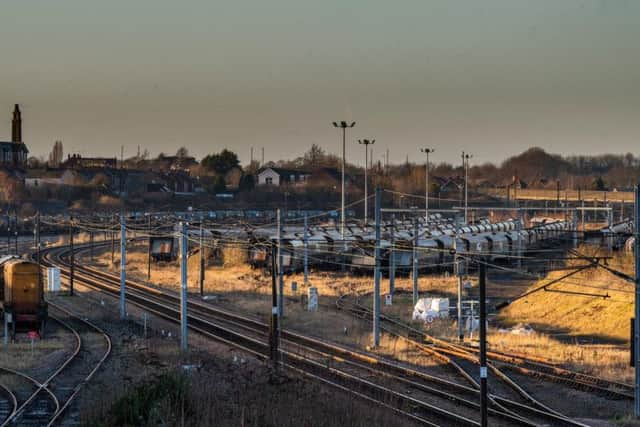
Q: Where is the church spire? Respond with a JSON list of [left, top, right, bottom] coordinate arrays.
[[11, 104, 22, 143]]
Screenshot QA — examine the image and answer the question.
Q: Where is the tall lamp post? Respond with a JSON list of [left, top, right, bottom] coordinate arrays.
[[333, 121, 356, 239], [359, 139, 375, 225], [462, 151, 473, 224], [420, 148, 434, 223]]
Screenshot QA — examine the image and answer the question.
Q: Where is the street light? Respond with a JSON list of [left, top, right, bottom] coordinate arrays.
[[359, 139, 375, 225], [461, 151, 473, 224], [333, 121, 356, 239], [420, 148, 434, 223]]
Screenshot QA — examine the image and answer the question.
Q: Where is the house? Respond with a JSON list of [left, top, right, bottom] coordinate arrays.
[[25, 168, 114, 189], [62, 154, 117, 169], [153, 154, 198, 172], [0, 105, 29, 169], [25, 169, 74, 187], [257, 167, 311, 186]]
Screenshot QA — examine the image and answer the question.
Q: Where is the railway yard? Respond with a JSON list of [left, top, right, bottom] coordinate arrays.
[[6, 2, 640, 424], [0, 206, 637, 426]]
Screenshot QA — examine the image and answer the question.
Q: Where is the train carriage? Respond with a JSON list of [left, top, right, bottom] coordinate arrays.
[[306, 233, 332, 268], [1, 258, 47, 338], [484, 232, 510, 261], [416, 238, 442, 269], [460, 234, 489, 257]]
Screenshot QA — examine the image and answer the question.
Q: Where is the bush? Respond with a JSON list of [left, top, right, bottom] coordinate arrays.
[[85, 374, 189, 427]]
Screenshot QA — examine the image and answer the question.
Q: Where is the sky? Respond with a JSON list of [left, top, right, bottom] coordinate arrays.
[[0, 0, 638, 166]]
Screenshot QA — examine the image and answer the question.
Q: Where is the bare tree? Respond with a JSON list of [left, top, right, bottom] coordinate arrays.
[[49, 140, 64, 167]]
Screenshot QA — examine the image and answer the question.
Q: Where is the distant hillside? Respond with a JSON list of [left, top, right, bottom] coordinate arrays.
[[499, 147, 570, 185]]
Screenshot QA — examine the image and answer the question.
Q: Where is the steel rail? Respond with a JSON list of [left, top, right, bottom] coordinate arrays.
[[45, 301, 112, 427], [337, 293, 591, 427], [0, 380, 18, 425], [346, 288, 633, 398], [0, 317, 70, 427], [0, 299, 110, 426], [42, 244, 532, 427], [42, 246, 473, 426]]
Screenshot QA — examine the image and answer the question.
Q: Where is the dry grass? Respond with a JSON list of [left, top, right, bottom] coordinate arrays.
[[494, 244, 634, 383], [0, 321, 76, 377], [499, 245, 633, 343], [488, 332, 633, 383], [83, 244, 459, 302], [81, 243, 635, 384], [83, 365, 421, 427], [81, 245, 462, 370]]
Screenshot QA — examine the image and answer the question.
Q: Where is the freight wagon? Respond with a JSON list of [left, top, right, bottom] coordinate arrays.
[[0, 256, 47, 339]]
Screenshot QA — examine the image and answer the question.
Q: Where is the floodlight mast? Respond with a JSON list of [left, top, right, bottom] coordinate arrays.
[[421, 148, 435, 222], [359, 139, 375, 224], [333, 121, 356, 239]]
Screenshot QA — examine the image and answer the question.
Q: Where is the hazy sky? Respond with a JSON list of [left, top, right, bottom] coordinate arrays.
[[1, 0, 638, 166]]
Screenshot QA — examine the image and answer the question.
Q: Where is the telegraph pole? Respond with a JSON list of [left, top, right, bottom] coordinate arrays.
[[35, 213, 41, 289], [455, 212, 463, 341], [69, 216, 74, 296], [412, 213, 419, 305], [421, 148, 434, 221], [571, 209, 578, 248], [373, 187, 381, 347], [277, 209, 284, 317], [582, 198, 586, 235], [32, 214, 37, 249], [479, 260, 488, 427], [516, 210, 522, 269], [111, 214, 116, 264], [634, 185, 640, 417], [358, 139, 375, 224], [462, 152, 472, 224], [199, 222, 205, 295], [119, 213, 126, 319], [147, 214, 152, 281], [333, 121, 356, 240], [270, 240, 280, 369], [389, 215, 396, 296], [180, 221, 188, 352], [607, 204, 613, 252], [303, 213, 309, 285]]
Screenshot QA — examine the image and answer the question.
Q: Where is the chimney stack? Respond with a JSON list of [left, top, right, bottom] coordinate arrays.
[[11, 104, 22, 143]]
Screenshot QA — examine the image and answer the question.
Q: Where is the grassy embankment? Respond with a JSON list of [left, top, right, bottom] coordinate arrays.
[[495, 245, 633, 382]]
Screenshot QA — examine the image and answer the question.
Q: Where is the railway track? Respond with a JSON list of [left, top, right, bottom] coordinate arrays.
[[335, 294, 577, 423], [0, 367, 58, 427], [0, 377, 18, 425], [42, 243, 593, 426], [0, 302, 111, 427], [337, 291, 633, 402]]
